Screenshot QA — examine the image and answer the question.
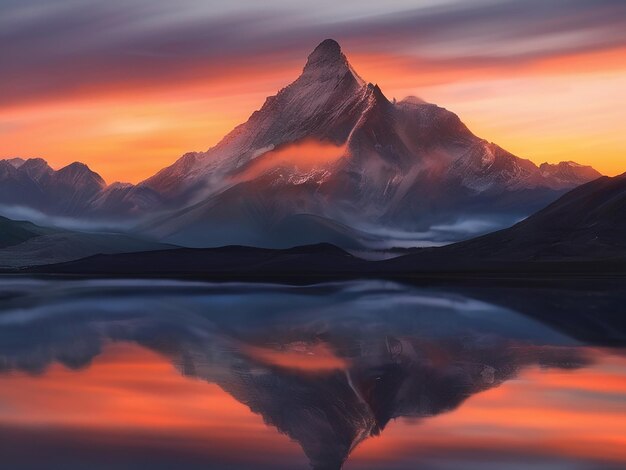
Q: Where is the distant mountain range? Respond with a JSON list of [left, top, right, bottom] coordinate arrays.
[[1, 39, 602, 249], [23, 170, 626, 276], [2, 280, 614, 470], [0, 158, 162, 219]]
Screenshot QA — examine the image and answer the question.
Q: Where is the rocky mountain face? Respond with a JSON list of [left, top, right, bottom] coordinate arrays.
[[1, 39, 601, 247], [0, 214, 53, 249], [0, 158, 162, 219], [0, 212, 172, 268]]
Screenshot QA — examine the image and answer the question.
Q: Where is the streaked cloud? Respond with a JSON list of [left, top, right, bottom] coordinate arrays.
[[1, 0, 625, 181], [3, 0, 626, 106]]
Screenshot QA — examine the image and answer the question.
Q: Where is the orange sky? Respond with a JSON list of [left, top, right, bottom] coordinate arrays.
[[2, 2, 625, 184]]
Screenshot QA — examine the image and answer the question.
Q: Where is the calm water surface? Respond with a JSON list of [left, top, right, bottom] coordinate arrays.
[[0, 278, 625, 470]]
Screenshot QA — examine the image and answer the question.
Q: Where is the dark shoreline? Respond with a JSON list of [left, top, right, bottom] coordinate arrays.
[[2, 243, 625, 286]]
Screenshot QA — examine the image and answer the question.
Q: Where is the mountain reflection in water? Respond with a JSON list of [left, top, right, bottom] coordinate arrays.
[[0, 278, 624, 470]]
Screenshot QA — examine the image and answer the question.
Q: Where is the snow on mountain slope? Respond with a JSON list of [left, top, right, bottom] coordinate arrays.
[[141, 39, 376, 200]]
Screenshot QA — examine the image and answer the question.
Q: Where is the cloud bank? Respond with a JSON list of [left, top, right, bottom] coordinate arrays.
[[2, 0, 625, 106]]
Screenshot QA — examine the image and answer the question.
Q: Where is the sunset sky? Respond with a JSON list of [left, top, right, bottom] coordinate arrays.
[[2, 0, 626, 184]]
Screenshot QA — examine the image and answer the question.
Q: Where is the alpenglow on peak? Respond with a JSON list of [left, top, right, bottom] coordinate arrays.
[[302, 39, 365, 85]]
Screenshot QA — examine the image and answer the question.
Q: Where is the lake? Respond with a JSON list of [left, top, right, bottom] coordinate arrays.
[[0, 278, 624, 470]]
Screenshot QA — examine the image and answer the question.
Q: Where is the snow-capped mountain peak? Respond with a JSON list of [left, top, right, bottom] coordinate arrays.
[[302, 38, 365, 86]]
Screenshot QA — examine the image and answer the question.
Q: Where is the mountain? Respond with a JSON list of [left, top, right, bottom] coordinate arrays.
[[1, 39, 601, 248], [29, 172, 626, 277], [0, 279, 601, 468], [0, 158, 163, 219], [87, 182, 164, 217], [426, 171, 626, 261], [138, 39, 601, 248]]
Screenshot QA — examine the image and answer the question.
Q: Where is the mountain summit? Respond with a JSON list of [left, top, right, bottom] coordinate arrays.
[[304, 39, 347, 69], [307, 38, 342, 61]]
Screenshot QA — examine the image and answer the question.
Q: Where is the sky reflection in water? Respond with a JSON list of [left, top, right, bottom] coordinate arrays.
[[0, 278, 624, 470]]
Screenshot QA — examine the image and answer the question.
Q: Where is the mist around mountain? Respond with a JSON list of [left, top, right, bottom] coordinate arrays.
[[0, 39, 601, 249], [24, 170, 626, 277], [0, 215, 173, 268], [410, 171, 626, 262], [0, 157, 163, 222]]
